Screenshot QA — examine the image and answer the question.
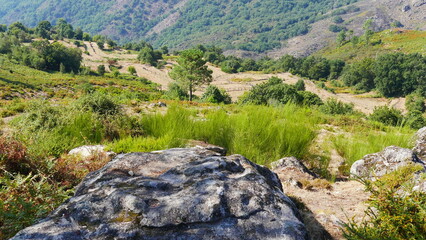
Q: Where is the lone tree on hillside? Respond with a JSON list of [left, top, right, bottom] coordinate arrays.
[[169, 49, 212, 101]]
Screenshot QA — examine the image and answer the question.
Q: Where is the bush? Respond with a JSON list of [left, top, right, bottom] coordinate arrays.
[[128, 66, 136, 75], [369, 106, 403, 126], [240, 77, 302, 105], [405, 93, 425, 113], [163, 82, 189, 100], [298, 91, 323, 106], [343, 165, 426, 240], [201, 85, 232, 104], [319, 98, 354, 115], [405, 110, 426, 130], [97, 65, 106, 76], [295, 79, 305, 91], [76, 92, 120, 115], [0, 136, 29, 174]]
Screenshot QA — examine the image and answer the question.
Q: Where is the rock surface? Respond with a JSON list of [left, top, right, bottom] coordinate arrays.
[[11, 147, 308, 240], [350, 146, 424, 179], [413, 126, 426, 162], [68, 145, 116, 159], [350, 145, 426, 192]]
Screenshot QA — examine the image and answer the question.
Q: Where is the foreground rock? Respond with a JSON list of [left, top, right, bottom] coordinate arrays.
[[12, 147, 308, 240]]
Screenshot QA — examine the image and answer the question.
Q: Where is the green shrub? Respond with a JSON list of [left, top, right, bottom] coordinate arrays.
[[128, 66, 136, 75], [201, 85, 232, 104], [162, 82, 189, 100], [298, 91, 323, 106], [405, 110, 426, 130], [294, 79, 305, 91], [75, 92, 120, 115], [343, 165, 426, 240], [319, 98, 354, 115], [97, 65, 106, 76], [239, 77, 303, 105], [405, 93, 425, 113], [369, 106, 403, 126]]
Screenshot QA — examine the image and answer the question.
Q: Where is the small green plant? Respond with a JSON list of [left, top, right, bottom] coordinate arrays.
[[97, 65, 106, 76], [162, 82, 189, 100], [343, 165, 426, 240], [128, 66, 136, 75]]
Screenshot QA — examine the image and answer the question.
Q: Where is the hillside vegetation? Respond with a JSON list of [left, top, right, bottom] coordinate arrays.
[[0, 0, 359, 52], [316, 29, 426, 62]]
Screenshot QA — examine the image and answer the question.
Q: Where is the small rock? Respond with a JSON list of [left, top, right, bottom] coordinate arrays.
[[402, 5, 411, 12], [68, 145, 116, 159], [149, 102, 167, 108]]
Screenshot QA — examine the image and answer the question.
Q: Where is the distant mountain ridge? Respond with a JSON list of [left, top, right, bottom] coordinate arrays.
[[0, 0, 425, 56]]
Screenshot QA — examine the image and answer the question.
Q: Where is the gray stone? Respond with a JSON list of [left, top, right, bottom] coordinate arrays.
[[271, 157, 317, 179], [413, 126, 426, 162], [149, 102, 167, 108], [68, 145, 116, 159], [11, 147, 309, 240], [350, 146, 426, 192]]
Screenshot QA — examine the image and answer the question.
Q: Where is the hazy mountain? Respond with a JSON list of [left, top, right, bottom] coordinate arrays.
[[0, 0, 424, 56]]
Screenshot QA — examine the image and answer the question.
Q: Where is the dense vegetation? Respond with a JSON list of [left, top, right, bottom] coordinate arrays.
[[1, 14, 425, 240], [0, 0, 359, 52], [150, 0, 359, 52]]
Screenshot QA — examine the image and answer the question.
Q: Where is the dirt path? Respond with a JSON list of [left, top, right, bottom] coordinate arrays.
[[283, 180, 369, 240], [80, 44, 405, 114]]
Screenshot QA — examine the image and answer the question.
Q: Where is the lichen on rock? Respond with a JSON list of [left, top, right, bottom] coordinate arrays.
[[11, 147, 309, 240]]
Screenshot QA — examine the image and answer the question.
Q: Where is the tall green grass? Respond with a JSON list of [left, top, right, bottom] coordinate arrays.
[[109, 104, 321, 166], [332, 126, 415, 174]]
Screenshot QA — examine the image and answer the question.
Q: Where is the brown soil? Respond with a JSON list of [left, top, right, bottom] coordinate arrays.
[[282, 179, 370, 240]]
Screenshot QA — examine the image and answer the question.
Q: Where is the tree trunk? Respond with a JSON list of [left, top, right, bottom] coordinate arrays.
[[189, 85, 193, 101]]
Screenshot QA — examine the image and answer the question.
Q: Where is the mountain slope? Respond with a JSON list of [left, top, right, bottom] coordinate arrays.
[[0, 0, 425, 55]]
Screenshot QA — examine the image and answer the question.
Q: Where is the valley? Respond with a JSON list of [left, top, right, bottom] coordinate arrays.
[[0, 1, 425, 239]]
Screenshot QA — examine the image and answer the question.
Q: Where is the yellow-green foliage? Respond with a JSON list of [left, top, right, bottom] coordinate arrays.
[[343, 165, 426, 240], [316, 29, 426, 62]]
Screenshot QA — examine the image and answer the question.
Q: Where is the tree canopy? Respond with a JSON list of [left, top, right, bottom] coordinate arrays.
[[169, 49, 212, 101]]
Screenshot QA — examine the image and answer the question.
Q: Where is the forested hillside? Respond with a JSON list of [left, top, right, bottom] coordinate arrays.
[[0, 0, 358, 52]]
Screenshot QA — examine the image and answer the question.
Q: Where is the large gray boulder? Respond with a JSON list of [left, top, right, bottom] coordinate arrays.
[[11, 147, 309, 240]]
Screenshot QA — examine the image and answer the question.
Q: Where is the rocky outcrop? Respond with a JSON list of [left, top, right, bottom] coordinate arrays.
[[11, 147, 309, 240], [350, 146, 424, 179], [413, 126, 426, 162], [350, 128, 426, 192]]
